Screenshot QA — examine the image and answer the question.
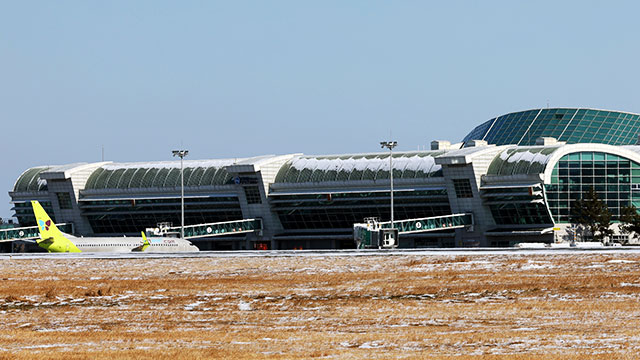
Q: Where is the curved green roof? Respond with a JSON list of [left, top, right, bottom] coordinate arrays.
[[463, 108, 640, 146], [487, 147, 560, 176], [13, 167, 49, 192], [85, 160, 236, 190], [274, 152, 444, 184]]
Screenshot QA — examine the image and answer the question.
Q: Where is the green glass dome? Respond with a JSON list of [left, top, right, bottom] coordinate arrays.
[[463, 108, 640, 147]]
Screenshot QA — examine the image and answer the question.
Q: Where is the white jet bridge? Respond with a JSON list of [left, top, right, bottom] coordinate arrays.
[[147, 219, 263, 239], [1, 219, 262, 243], [353, 213, 474, 249], [0, 224, 74, 243]]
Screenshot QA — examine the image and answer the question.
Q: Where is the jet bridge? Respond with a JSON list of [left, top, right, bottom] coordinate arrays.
[[354, 213, 474, 249], [147, 218, 263, 239], [0, 219, 262, 243], [0, 224, 74, 243]]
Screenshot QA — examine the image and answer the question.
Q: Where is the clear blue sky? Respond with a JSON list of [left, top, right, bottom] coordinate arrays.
[[1, 1, 639, 220]]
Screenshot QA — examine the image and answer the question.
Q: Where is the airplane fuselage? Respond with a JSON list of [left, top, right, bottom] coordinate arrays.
[[57, 234, 199, 253], [30, 200, 200, 253]]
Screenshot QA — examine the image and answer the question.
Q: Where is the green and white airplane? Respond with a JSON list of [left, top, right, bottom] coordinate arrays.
[[32, 201, 199, 253]]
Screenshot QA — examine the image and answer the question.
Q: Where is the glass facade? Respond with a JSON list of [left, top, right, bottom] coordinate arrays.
[[12, 201, 55, 226], [487, 147, 560, 176], [270, 189, 451, 231], [545, 152, 640, 223], [274, 152, 444, 184], [79, 196, 242, 234], [11, 123, 640, 247], [463, 108, 640, 147], [463, 119, 493, 145], [483, 185, 553, 226], [489, 202, 552, 226], [56, 192, 73, 209], [85, 165, 234, 190], [482, 110, 540, 146], [452, 179, 473, 198], [13, 167, 49, 192], [243, 186, 262, 204]]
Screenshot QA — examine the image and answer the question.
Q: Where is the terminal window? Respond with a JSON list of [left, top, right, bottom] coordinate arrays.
[[244, 186, 262, 204], [453, 179, 474, 198], [56, 192, 73, 209]]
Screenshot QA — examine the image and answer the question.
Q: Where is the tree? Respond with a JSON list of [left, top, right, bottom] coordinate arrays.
[[619, 205, 640, 242], [570, 187, 613, 242]]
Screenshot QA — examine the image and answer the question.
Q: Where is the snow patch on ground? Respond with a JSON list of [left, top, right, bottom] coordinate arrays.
[[358, 341, 388, 349], [238, 301, 252, 311], [184, 301, 204, 311], [608, 259, 635, 264], [520, 262, 555, 270], [620, 283, 640, 287], [513, 327, 539, 331]]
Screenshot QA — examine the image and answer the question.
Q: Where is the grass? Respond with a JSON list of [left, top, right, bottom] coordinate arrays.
[[0, 254, 640, 359]]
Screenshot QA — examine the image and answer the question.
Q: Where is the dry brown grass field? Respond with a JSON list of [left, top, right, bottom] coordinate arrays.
[[1, 253, 640, 359]]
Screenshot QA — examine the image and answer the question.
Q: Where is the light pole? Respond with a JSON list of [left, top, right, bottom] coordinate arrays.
[[172, 149, 189, 239], [380, 141, 397, 228]]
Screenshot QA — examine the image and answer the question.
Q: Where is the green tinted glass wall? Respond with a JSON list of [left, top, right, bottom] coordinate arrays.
[[13, 167, 50, 192], [271, 189, 451, 230], [80, 197, 242, 234], [489, 203, 553, 226], [85, 166, 234, 190], [274, 152, 444, 184], [487, 147, 560, 176], [12, 201, 55, 226], [463, 108, 640, 146], [482, 186, 553, 225], [545, 152, 640, 223]]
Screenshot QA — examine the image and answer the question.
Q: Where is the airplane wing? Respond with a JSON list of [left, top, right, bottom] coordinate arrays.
[[37, 237, 55, 246]]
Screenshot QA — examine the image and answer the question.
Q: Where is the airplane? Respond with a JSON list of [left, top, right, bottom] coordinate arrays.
[[31, 200, 199, 253]]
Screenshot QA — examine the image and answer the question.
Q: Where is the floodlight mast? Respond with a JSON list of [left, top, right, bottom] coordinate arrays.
[[380, 141, 397, 228], [172, 150, 189, 239]]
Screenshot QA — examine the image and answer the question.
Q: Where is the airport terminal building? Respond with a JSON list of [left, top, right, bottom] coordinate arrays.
[[10, 108, 640, 249]]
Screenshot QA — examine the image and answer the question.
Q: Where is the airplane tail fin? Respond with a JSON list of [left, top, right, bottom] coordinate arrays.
[[31, 200, 80, 253], [141, 232, 150, 251], [132, 232, 151, 252], [32, 200, 62, 240]]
